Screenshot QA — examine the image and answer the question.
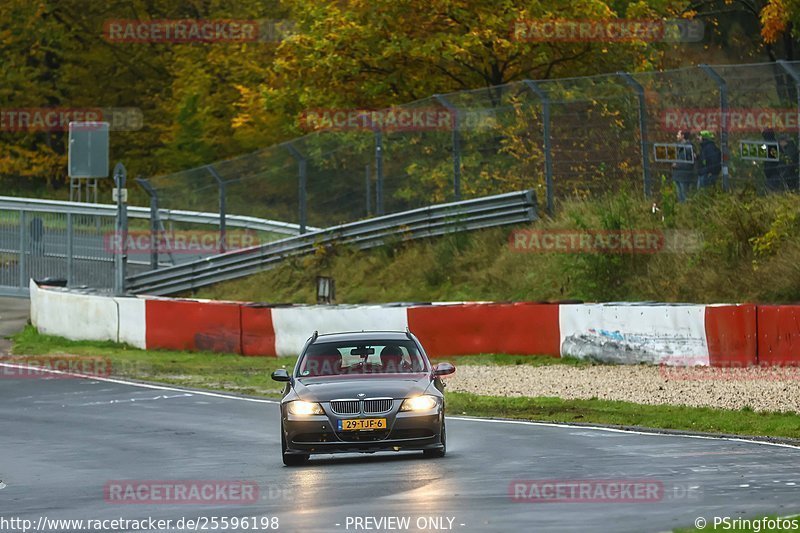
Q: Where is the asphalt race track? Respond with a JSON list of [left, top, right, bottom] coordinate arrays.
[[1, 368, 799, 533]]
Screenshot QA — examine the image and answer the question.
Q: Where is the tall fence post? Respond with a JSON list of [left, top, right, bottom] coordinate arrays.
[[66, 213, 74, 286], [778, 60, 800, 190], [365, 164, 372, 216], [283, 143, 308, 234], [112, 162, 128, 296], [523, 80, 554, 215], [374, 129, 384, 215], [617, 72, 652, 197], [699, 64, 730, 191], [206, 165, 227, 251], [434, 94, 462, 201], [18, 210, 26, 290], [135, 177, 161, 269]]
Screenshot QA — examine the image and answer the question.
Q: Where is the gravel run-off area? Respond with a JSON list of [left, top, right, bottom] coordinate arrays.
[[447, 364, 800, 413]]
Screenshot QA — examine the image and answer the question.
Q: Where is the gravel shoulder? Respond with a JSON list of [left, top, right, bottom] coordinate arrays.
[[447, 364, 800, 413]]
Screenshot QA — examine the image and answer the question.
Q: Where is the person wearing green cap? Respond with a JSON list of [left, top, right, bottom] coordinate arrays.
[[697, 130, 721, 190]]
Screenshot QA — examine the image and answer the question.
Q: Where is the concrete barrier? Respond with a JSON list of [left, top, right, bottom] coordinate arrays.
[[705, 304, 757, 367], [757, 306, 800, 366], [558, 304, 709, 365], [145, 298, 242, 353], [29, 280, 119, 343], [271, 305, 409, 356], [408, 302, 560, 357], [28, 281, 800, 367]]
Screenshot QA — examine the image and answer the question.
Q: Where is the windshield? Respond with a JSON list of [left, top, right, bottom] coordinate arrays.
[[296, 340, 428, 377]]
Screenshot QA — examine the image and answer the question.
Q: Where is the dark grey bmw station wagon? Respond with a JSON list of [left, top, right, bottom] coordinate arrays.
[[271, 330, 455, 466]]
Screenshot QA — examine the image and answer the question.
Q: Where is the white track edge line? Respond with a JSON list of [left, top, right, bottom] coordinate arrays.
[[3, 362, 799, 450]]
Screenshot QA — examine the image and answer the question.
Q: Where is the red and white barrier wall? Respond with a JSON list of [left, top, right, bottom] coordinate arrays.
[[27, 280, 787, 366]]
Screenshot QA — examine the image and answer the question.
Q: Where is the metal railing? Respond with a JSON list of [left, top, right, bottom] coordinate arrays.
[[126, 190, 537, 296], [146, 61, 800, 229], [0, 196, 314, 297], [0, 197, 315, 236]]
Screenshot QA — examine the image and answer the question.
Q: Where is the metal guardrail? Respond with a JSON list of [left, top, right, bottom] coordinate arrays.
[[0, 197, 316, 236], [127, 190, 538, 296]]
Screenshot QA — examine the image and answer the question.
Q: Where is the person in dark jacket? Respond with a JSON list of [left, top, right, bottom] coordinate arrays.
[[762, 129, 785, 193], [778, 135, 799, 191], [696, 130, 721, 190], [671, 130, 695, 202]]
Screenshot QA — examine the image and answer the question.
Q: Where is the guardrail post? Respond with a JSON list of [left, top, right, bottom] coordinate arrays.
[[699, 64, 730, 191], [617, 72, 652, 197], [66, 213, 74, 286], [113, 162, 128, 295], [434, 94, 462, 201], [523, 80, 554, 215], [206, 165, 228, 250], [374, 129, 384, 215], [778, 60, 800, 191], [135, 177, 161, 269]]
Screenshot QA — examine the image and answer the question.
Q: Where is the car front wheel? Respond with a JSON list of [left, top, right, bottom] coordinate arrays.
[[423, 420, 446, 458]]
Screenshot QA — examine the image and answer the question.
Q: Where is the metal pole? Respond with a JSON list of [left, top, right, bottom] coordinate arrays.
[[206, 165, 227, 251], [374, 130, 384, 215], [135, 177, 160, 269], [699, 64, 730, 191], [113, 162, 128, 295], [283, 143, 308, 234], [778, 60, 800, 190], [617, 72, 652, 197], [18, 210, 26, 290], [434, 94, 462, 200], [523, 80, 554, 215], [66, 213, 73, 286], [365, 164, 372, 216]]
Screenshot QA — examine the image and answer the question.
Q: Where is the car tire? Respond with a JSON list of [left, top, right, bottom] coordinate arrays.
[[281, 427, 308, 466], [423, 420, 446, 458]]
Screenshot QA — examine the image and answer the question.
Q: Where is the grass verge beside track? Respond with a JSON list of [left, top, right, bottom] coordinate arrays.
[[7, 326, 800, 440]]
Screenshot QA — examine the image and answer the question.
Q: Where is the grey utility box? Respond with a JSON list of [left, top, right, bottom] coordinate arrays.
[[68, 122, 109, 178]]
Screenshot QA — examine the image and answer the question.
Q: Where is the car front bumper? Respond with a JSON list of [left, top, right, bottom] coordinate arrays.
[[282, 409, 444, 455]]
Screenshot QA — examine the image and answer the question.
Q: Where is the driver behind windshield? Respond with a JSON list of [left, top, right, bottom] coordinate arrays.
[[380, 345, 408, 373]]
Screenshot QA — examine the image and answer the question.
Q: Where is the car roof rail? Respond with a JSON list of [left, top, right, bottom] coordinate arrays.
[[311, 330, 319, 342], [405, 327, 413, 339]]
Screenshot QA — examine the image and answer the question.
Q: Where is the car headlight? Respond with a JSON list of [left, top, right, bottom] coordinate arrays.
[[400, 395, 439, 412], [287, 400, 325, 415]]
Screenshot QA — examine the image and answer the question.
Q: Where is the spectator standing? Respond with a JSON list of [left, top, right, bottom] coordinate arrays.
[[696, 130, 721, 190], [778, 134, 799, 191], [762, 129, 785, 193], [671, 130, 695, 202]]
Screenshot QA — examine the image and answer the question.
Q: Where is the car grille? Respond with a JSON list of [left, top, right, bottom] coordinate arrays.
[[329, 398, 394, 415], [363, 398, 393, 414], [330, 400, 360, 415]]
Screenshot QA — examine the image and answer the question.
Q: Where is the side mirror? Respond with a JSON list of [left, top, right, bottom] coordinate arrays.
[[271, 369, 290, 382], [432, 362, 456, 377]]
